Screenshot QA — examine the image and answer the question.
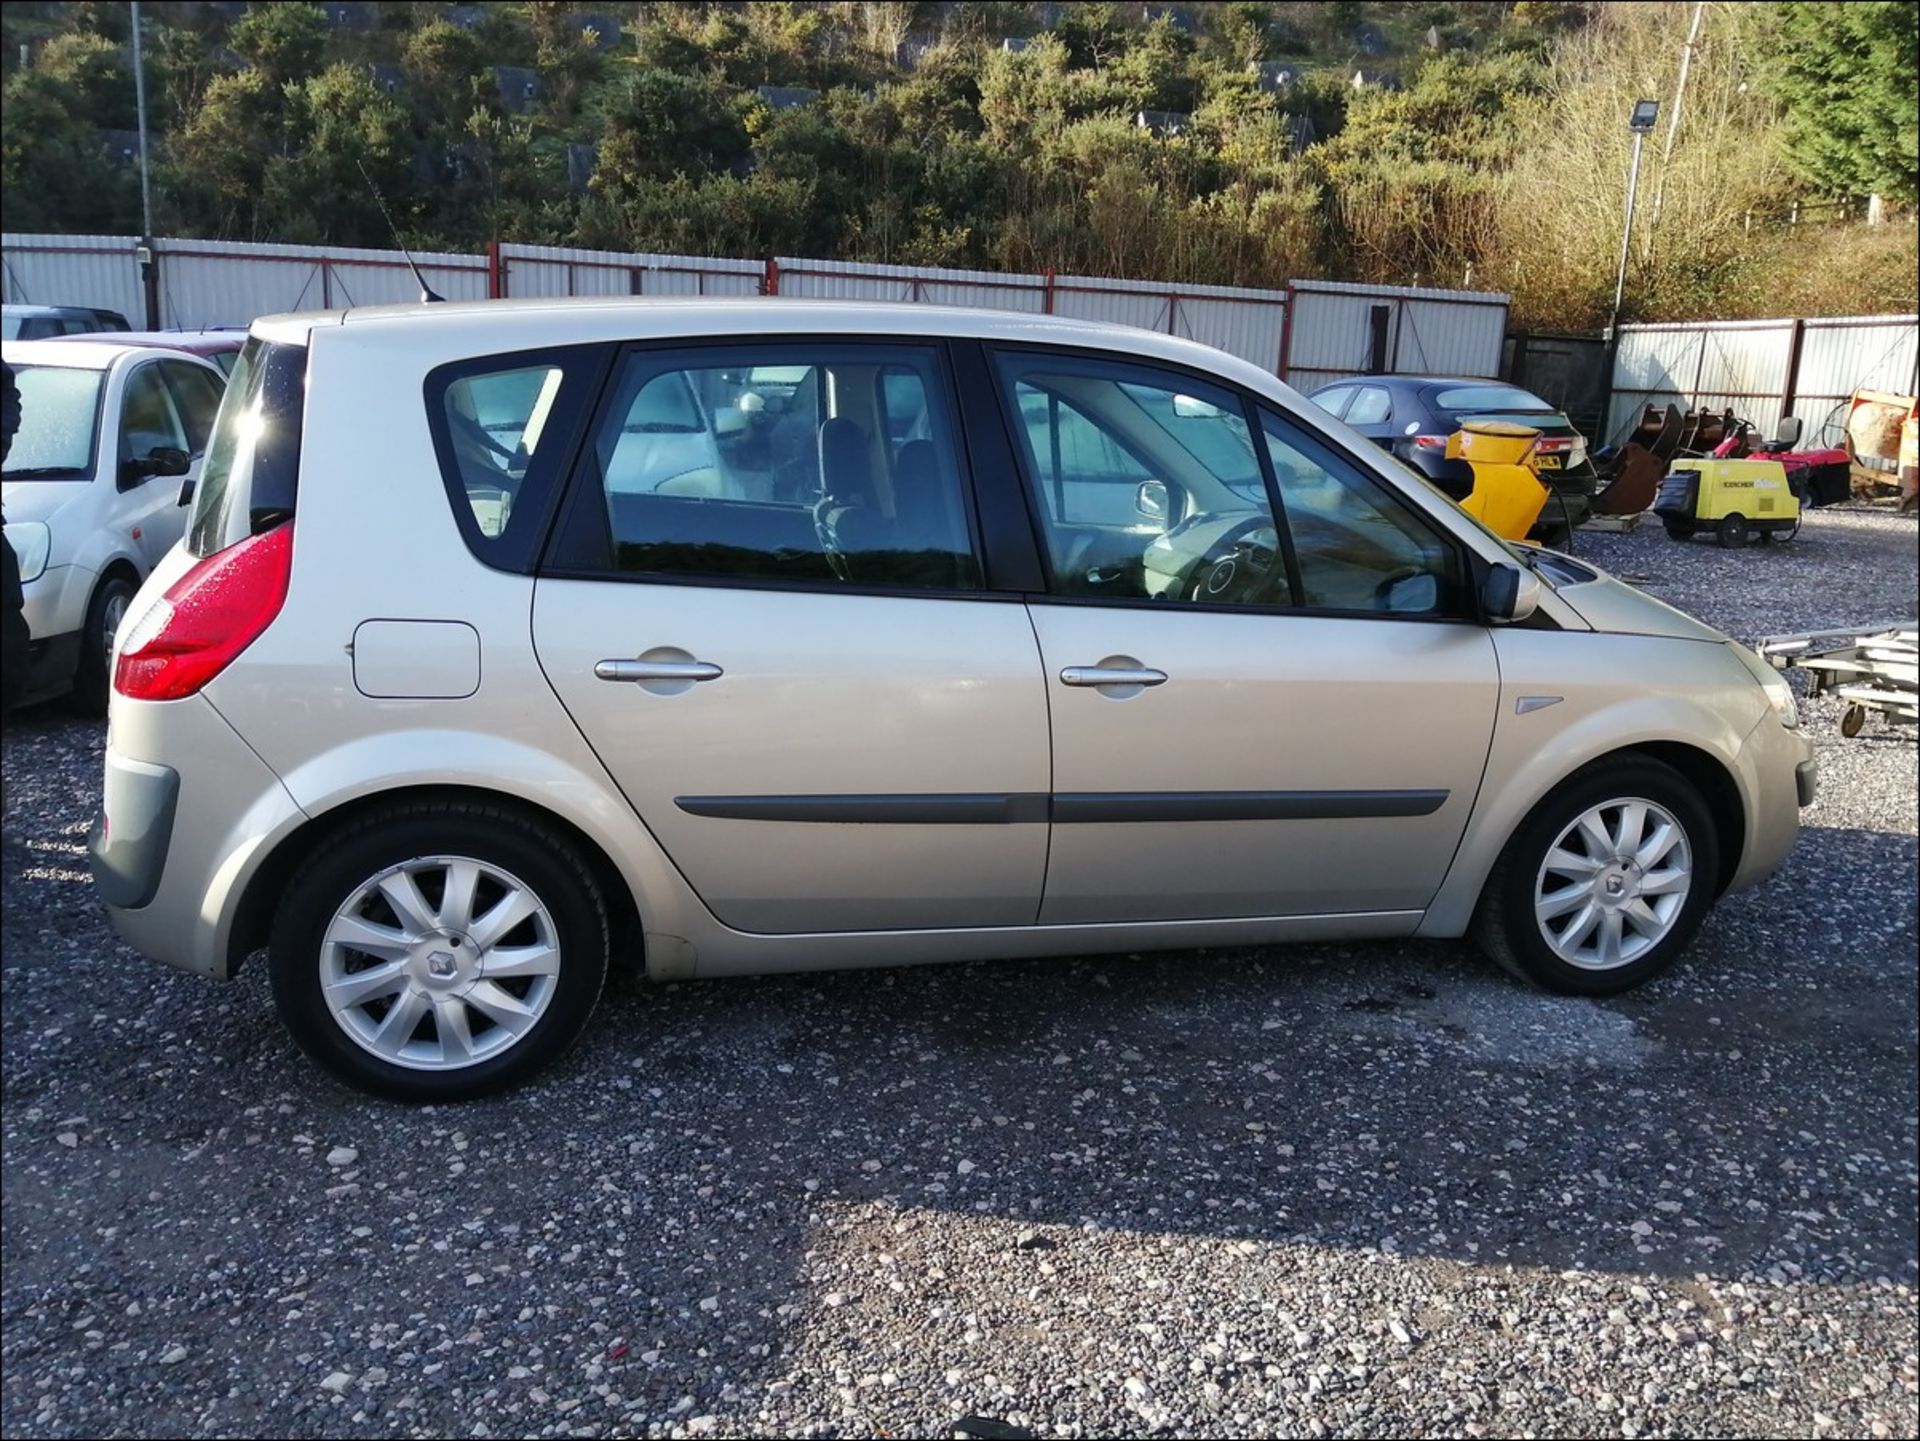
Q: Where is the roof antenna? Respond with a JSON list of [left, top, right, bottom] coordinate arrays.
[[356, 158, 443, 303]]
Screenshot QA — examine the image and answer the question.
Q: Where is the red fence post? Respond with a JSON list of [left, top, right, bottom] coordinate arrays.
[[764, 257, 780, 296], [487, 240, 504, 299], [1043, 268, 1055, 314]]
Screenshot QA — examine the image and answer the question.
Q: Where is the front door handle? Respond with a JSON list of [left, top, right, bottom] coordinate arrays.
[[1060, 665, 1168, 688], [595, 659, 724, 683]]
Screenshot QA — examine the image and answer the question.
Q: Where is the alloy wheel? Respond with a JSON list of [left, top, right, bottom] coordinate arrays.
[[1533, 798, 1693, 970], [320, 855, 562, 1070]]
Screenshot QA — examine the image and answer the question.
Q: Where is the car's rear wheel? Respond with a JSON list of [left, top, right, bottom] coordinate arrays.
[[70, 572, 137, 715], [1472, 757, 1719, 996], [270, 800, 609, 1100]]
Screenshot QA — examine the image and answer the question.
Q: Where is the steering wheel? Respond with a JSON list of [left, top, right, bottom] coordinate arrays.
[[1182, 516, 1285, 605], [1373, 564, 1424, 610]]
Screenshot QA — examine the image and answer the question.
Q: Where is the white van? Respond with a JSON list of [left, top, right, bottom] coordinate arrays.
[[2, 340, 228, 709]]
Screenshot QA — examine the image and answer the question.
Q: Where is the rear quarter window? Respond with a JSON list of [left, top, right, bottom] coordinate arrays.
[[425, 345, 611, 571]]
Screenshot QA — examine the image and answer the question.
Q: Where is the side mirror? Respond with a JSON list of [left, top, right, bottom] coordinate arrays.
[[177, 477, 196, 507], [1135, 479, 1171, 522], [121, 446, 190, 487], [1482, 561, 1541, 624]]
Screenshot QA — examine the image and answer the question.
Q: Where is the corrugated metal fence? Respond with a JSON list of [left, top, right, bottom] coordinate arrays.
[[1, 232, 1510, 386], [1608, 314, 1920, 446]]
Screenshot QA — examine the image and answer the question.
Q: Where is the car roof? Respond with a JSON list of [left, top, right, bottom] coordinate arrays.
[[256, 296, 1286, 390], [1, 302, 121, 319], [1, 338, 129, 369], [48, 329, 245, 353]]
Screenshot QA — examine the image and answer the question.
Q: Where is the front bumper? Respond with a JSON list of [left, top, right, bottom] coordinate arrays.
[[94, 693, 307, 979], [1726, 715, 1816, 895]]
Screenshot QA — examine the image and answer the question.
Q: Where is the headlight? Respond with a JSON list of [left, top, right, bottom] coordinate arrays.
[[1730, 641, 1798, 730], [4, 521, 50, 584]]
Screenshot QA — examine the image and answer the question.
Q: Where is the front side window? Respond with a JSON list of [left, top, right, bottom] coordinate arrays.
[[0, 365, 105, 478], [1344, 386, 1393, 425], [1311, 385, 1356, 419], [119, 363, 189, 475], [1260, 409, 1465, 616], [158, 360, 226, 453], [564, 344, 978, 591], [995, 351, 1288, 606]]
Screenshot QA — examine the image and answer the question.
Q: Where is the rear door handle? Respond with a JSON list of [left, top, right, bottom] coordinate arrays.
[[594, 659, 724, 683], [1060, 665, 1168, 688]]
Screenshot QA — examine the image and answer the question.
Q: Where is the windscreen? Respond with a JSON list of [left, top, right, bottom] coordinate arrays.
[[0, 365, 105, 479], [187, 336, 307, 558]]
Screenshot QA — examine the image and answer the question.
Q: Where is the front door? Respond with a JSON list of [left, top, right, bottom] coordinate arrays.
[[527, 340, 1051, 934], [987, 347, 1501, 924]]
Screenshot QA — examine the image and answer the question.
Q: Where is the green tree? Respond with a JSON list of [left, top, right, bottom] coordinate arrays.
[[262, 63, 410, 244], [34, 31, 136, 129], [161, 68, 284, 238], [1764, 0, 1919, 202], [0, 67, 137, 232], [227, 2, 329, 87]]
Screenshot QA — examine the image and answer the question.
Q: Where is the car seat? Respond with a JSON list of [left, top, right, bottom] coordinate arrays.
[[814, 417, 886, 580]]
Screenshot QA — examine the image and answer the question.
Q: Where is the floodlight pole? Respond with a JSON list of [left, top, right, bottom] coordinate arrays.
[[130, 0, 159, 327], [1610, 102, 1658, 338], [1610, 131, 1645, 336]]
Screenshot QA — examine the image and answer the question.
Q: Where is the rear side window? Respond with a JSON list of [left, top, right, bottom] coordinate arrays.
[[551, 343, 979, 592], [426, 346, 607, 570], [186, 338, 308, 558]]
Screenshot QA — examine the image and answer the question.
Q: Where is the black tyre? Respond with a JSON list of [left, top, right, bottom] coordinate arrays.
[[270, 799, 610, 1101], [1471, 757, 1720, 997], [1661, 518, 1695, 542], [1716, 512, 1750, 549], [70, 572, 138, 715]]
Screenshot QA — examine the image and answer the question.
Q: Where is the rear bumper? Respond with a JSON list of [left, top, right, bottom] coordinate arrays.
[[94, 693, 307, 979]]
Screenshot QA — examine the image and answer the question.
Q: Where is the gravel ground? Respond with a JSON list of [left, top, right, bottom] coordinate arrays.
[[3, 504, 1916, 1440]]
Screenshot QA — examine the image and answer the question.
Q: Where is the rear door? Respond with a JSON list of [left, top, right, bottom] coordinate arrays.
[[525, 339, 1051, 934]]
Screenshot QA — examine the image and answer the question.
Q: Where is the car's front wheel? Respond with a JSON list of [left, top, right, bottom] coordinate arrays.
[[270, 800, 609, 1100], [1472, 757, 1719, 995], [71, 572, 138, 715]]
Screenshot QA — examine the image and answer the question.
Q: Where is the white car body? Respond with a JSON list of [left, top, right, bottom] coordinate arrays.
[[2, 339, 227, 705]]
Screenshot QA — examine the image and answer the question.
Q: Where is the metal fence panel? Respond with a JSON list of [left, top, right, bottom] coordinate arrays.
[[1793, 318, 1920, 442], [776, 257, 1046, 312], [4, 234, 1515, 391], [499, 244, 763, 299], [1173, 296, 1286, 371], [154, 239, 488, 326], [1608, 315, 1918, 444], [0, 233, 146, 325]]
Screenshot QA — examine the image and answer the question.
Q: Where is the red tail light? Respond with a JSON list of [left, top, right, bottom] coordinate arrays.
[[114, 524, 293, 701], [1535, 436, 1576, 453], [1410, 433, 1450, 450]]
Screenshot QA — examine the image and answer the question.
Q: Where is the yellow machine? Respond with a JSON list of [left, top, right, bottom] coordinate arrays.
[[1446, 421, 1550, 541], [1652, 457, 1801, 547]]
